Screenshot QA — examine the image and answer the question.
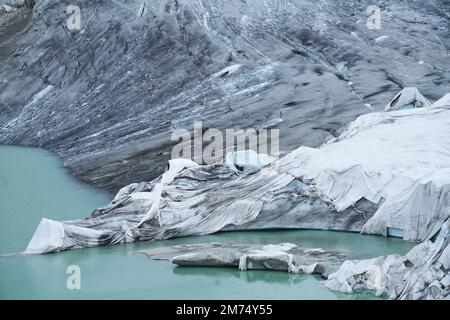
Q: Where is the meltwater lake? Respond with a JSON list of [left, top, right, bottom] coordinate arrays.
[[0, 145, 415, 299]]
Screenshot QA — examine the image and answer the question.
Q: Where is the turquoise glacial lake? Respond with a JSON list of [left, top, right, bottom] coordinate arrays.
[[0, 145, 415, 299]]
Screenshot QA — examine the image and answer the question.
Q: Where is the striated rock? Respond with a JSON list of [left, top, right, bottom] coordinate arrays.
[[139, 242, 348, 276], [24, 90, 450, 254], [0, 0, 449, 193], [324, 221, 450, 300]]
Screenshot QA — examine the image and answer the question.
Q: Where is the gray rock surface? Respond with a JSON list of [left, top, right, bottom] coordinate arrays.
[[139, 242, 348, 276], [0, 0, 449, 193]]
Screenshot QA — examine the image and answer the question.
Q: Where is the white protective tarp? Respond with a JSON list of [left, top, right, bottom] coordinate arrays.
[[25, 89, 450, 253]]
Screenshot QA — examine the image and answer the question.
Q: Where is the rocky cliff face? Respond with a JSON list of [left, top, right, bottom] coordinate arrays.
[[0, 0, 449, 193]]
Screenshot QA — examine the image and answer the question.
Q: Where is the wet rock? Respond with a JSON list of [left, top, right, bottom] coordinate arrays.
[[24, 90, 450, 253], [139, 242, 348, 276]]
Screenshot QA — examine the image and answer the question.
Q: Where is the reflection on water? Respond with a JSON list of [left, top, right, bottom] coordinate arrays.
[[0, 146, 414, 299]]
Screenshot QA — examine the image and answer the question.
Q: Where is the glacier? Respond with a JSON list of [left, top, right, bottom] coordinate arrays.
[[139, 242, 348, 277], [1, 0, 449, 193], [25, 89, 450, 254], [21, 89, 450, 299]]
